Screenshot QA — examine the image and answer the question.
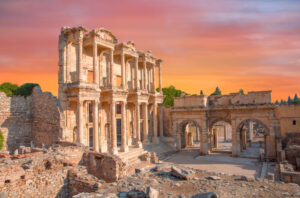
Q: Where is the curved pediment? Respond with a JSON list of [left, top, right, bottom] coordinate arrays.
[[94, 28, 118, 44]]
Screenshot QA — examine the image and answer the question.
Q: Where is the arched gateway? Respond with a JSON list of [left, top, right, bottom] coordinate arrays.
[[171, 91, 281, 160]]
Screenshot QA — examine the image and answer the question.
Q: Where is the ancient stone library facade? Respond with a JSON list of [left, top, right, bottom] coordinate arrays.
[[58, 27, 164, 155], [0, 26, 299, 163]]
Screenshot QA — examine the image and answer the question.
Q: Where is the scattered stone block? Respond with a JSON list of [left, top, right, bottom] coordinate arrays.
[[192, 192, 218, 198], [146, 187, 159, 198], [170, 166, 191, 180], [206, 176, 221, 181]]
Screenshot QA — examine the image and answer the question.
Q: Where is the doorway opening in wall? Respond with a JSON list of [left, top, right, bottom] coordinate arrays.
[[116, 119, 122, 147], [89, 127, 93, 148], [182, 121, 201, 149], [211, 121, 232, 154], [238, 120, 267, 159]]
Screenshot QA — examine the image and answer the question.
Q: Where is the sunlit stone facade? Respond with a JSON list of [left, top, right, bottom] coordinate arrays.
[[58, 26, 163, 154]]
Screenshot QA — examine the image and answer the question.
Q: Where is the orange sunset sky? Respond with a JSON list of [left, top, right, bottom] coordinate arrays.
[[0, 0, 300, 101]]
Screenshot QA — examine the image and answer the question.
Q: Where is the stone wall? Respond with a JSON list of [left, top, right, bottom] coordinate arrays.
[[83, 152, 125, 182], [0, 92, 32, 152], [31, 87, 65, 147], [0, 87, 64, 153], [162, 106, 172, 137], [275, 104, 300, 138]]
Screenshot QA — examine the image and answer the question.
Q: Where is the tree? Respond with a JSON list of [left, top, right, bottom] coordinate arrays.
[[274, 100, 279, 105], [0, 82, 18, 97], [239, 89, 245, 95], [294, 94, 299, 101], [200, 90, 204, 95], [287, 96, 293, 104], [161, 85, 188, 106], [15, 83, 39, 97], [210, 87, 221, 96]]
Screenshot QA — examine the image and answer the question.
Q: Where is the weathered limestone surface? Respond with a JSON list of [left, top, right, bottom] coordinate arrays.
[[0, 87, 64, 153], [0, 92, 32, 152], [31, 87, 64, 147]]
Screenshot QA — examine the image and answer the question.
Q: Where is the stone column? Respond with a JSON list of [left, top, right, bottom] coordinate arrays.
[[143, 103, 149, 145], [93, 100, 99, 152], [121, 52, 126, 89], [213, 128, 218, 148], [152, 102, 158, 144], [135, 103, 142, 148], [99, 103, 107, 153], [200, 119, 208, 155], [159, 105, 164, 137], [249, 121, 254, 142], [110, 100, 118, 155], [77, 99, 84, 144], [242, 128, 247, 150], [77, 31, 84, 83], [110, 49, 115, 88], [135, 57, 139, 90], [152, 66, 156, 92], [143, 60, 147, 90], [93, 35, 99, 85], [121, 101, 128, 152], [195, 127, 199, 141], [158, 60, 162, 93]]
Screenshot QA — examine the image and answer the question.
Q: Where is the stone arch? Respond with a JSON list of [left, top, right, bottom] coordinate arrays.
[[177, 120, 202, 149], [178, 120, 202, 134], [209, 118, 232, 131], [235, 118, 270, 135]]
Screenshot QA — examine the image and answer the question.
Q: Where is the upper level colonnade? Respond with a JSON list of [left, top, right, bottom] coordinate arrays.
[[58, 26, 162, 94]]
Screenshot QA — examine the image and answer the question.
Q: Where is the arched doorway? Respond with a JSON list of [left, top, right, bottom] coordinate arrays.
[[178, 120, 202, 149], [236, 119, 269, 159], [210, 120, 232, 153]]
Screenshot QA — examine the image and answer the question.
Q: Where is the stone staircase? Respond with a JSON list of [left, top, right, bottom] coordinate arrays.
[[117, 147, 149, 175]]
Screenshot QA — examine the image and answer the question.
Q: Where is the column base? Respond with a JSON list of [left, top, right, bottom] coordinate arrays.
[[110, 147, 118, 155], [120, 145, 129, 152], [135, 141, 143, 148], [99, 143, 108, 153], [152, 137, 159, 144]]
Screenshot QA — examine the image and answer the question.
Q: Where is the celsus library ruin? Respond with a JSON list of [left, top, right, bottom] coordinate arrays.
[[0, 26, 299, 198]]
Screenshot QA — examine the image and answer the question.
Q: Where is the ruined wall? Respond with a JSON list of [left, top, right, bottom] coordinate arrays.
[[162, 106, 172, 137], [275, 104, 300, 138], [174, 95, 207, 108], [0, 87, 64, 153], [0, 92, 32, 153], [31, 87, 64, 147]]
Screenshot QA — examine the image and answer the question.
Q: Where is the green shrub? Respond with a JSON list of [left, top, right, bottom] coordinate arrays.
[[0, 82, 18, 97], [15, 83, 39, 97], [0, 131, 4, 150]]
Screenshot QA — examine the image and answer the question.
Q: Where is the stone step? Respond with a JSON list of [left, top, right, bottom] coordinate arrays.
[[118, 149, 147, 160]]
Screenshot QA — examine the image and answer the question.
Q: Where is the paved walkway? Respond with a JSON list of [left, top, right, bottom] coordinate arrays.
[[164, 148, 262, 178]]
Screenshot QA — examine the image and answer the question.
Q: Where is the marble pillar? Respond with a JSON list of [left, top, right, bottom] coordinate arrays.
[[121, 101, 128, 152]]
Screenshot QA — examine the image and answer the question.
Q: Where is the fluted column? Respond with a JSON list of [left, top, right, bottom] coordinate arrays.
[[99, 103, 107, 153], [158, 60, 162, 93], [93, 100, 99, 152], [152, 66, 156, 92], [121, 101, 128, 152], [143, 60, 147, 90], [143, 103, 149, 145], [110, 100, 118, 154], [121, 52, 126, 89], [77, 99, 84, 144], [77, 31, 84, 83], [110, 49, 115, 88], [93, 35, 99, 85], [159, 104, 164, 138], [135, 57, 139, 90], [135, 102, 142, 148], [152, 102, 158, 143]]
